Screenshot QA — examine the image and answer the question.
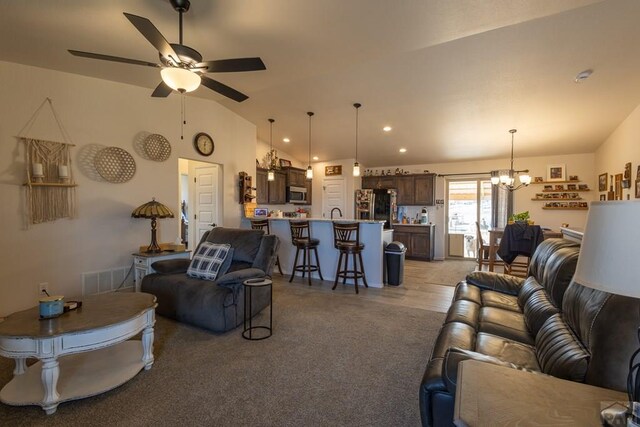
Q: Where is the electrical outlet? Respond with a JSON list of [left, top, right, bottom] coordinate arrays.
[[38, 282, 49, 295]]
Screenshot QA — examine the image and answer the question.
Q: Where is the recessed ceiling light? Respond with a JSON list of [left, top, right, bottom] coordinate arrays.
[[283, 137, 290, 143], [399, 148, 407, 153], [574, 69, 593, 83], [312, 156, 319, 161], [383, 126, 392, 132]]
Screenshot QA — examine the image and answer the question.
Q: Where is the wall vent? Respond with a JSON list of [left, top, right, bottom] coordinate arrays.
[[82, 266, 133, 295]]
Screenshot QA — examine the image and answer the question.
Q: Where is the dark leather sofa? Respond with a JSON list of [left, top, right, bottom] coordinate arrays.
[[420, 238, 640, 427], [141, 227, 279, 333]]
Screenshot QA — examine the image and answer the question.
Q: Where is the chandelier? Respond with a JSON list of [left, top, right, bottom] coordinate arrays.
[[490, 129, 531, 191]]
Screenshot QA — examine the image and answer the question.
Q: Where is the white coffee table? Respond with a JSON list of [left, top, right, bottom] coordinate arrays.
[[0, 292, 157, 414]]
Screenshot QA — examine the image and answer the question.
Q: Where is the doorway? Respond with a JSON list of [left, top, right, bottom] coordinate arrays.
[[446, 179, 492, 259], [178, 158, 222, 248]]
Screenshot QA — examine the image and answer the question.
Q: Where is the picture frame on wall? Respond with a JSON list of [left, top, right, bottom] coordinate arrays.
[[598, 173, 608, 192], [615, 173, 623, 200], [599, 194, 606, 201], [279, 158, 292, 167], [547, 164, 566, 181], [325, 165, 342, 176], [636, 180, 640, 199]]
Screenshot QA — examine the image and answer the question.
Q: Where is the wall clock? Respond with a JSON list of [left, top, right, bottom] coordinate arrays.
[[194, 132, 214, 156]]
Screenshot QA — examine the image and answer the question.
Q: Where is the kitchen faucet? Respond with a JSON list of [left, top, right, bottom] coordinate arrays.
[[330, 207, 343, 220]]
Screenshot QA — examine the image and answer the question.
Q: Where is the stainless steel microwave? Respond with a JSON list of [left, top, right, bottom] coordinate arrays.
[[287, 186, 308, 204]]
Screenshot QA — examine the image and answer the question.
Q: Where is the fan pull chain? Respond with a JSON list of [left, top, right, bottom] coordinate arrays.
[[180, 94, 186, 140]]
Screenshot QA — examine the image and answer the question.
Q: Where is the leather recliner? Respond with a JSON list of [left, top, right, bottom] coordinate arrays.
[[419, 238, 640, 427]]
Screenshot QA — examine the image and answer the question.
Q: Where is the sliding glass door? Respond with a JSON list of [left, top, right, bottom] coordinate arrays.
[[446, 179, 492, 258]]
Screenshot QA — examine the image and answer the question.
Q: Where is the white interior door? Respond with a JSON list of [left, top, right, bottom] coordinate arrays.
[[322, 177, 346, 218], [188, 161, 220, 245]]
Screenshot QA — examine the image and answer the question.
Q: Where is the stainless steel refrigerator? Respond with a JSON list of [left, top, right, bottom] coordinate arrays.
[[355, 189, 397, 229]]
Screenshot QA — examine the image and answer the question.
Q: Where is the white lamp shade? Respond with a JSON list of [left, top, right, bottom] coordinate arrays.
[[574, 201, 640, 298], [519, 173, 531, 185], [267, 169, 275, 181], [161, 68, 201, 93], [353, 162, 361, 177], [306, 166, 313, 179], [490, 175, 500, 185]]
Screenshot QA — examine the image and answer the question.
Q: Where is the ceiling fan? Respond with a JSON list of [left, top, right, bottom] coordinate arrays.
[[68, 0, 265, 102]]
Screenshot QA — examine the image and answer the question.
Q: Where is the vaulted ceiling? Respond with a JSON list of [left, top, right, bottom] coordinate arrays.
[[2, 0, 639, 166]]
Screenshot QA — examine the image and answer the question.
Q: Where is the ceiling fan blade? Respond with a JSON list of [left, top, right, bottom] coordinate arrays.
[[201, 76, 248, 102], [68, 50, 160, 68], [123, 12, 179, 63], [195, 57, 266, 73], [151, 81, 173, 98]]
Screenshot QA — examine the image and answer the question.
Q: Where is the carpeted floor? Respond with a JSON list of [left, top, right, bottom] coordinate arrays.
[[0, 283, 445, 426]]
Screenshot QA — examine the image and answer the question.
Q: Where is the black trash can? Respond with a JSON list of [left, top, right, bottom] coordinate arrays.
[[385, 241, 406, 286]]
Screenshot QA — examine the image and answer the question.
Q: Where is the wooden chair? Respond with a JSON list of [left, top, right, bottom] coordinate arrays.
[[504, 257, 530, 277], [475, 222, 501, 271], [289, 221, 323, 286], [332, 222, 368, 294], [249, 219, 283, 275]]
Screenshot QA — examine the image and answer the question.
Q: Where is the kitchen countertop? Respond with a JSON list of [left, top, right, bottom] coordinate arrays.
[[392, 223, 434, 227], [246, 217, 386, 224]]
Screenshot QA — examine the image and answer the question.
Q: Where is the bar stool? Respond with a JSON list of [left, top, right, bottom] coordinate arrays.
[[289, 221, 323, 286], [332, 222, 368, 294], [250, 219, 283, 275]]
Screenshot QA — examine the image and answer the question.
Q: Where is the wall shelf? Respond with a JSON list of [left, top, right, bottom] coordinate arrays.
[[532, 180, 581, 184], [23, 182, 78, 188], [542, 207, 589, 210], [541, 189, 590, 193], [531, 197, 583, 201]]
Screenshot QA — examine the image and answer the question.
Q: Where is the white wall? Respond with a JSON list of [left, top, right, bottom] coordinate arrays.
[[595, 103, 640, 200], [256, 140, 305, 169], [310, 158, 360, 219], [0, 61, 257, 316], [372, 153, 595, 259]]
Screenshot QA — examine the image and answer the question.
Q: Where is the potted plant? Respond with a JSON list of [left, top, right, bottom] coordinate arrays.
[[508, 211, 534, 225]]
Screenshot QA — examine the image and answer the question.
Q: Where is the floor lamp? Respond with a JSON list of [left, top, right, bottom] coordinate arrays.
[[573, 200, 640, 425]]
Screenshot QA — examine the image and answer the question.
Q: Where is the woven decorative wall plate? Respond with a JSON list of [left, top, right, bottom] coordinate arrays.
[[94, 147, 136, 183], [143, 133, 171, 162]]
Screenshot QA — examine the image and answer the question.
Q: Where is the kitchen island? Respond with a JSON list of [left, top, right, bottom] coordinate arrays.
[[242, 218, 394, 288]]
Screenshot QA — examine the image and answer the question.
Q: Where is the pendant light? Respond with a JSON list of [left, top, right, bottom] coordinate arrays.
[[353, 103, 362, 177], [267, 118, 275, 181], [306, 112, 314, 180]]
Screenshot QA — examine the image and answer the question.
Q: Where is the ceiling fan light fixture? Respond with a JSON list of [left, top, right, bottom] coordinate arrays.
[[161, 67, 201, 92]]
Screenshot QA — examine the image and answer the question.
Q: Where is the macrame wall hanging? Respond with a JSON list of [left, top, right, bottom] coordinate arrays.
[[19, 98, 77, 226]]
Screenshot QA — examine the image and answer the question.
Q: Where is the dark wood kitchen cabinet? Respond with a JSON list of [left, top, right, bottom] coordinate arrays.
[[285, 167, 307, 187], [396, 176, 415, 205], [255, 168, 268, 204], [391, 224, 435, 260], [305, 178, 313, 205], [362, 176, 396, 190], [414, 174, 436, 206], [362, 173, 436, 206], [256, 168, 286, 204]]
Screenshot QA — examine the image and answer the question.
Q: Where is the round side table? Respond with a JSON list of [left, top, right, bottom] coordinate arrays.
[[242, 278, 272, 340]]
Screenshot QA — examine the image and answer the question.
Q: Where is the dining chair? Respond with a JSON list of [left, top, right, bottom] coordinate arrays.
[[475, 221, 501, 271]]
